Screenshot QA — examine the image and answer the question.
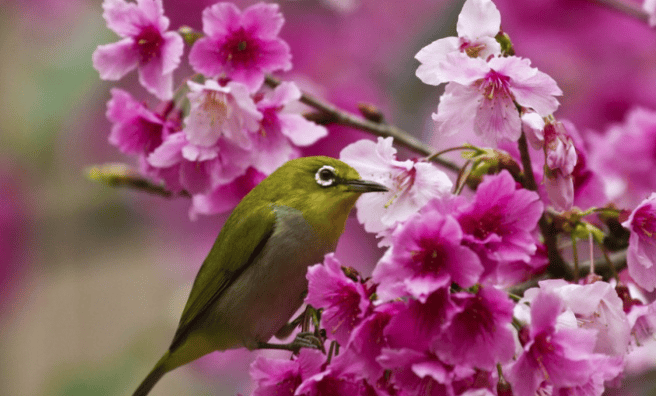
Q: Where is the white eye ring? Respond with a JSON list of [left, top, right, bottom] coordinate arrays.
[[315, 165, 337, 187]]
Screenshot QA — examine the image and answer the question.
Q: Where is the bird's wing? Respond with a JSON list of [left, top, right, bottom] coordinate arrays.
[[169, 202, 277, 351]]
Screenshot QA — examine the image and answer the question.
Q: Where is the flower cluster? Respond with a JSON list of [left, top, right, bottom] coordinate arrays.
[[94, 0, 326, 217]]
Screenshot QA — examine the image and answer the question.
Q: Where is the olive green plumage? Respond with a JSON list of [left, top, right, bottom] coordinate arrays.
[[133, 156, 387, 396]]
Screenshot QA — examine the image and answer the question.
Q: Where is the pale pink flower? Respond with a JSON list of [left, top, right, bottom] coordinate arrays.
[[184, 79, 262, 148], [92, 0, 183, 100], [432, 55, 561, 145], [188, 2, 292, 92], [340, 137, 453, 236], [623, 193, 656, 292], [415, 0, 501, 86], [643, 0, 656, 27]]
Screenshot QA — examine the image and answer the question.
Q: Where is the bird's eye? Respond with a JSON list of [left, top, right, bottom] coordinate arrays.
[[315, 165, 337, 187]]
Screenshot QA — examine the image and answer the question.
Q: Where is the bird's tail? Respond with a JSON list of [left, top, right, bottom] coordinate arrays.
[[133, 352, 170, 396]]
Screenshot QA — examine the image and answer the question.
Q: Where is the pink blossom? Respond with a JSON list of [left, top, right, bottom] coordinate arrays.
[[188, 2, 292, 92], [340, 137, 453, 236], [305, 254, 373, 346], [92, 0, 183, 100], [432, 287, 515, 370], [189, 167, 266, 219], [250, 349, 325, 396], [415, 0, 501, 86], [456, 170, 543, 280], [295, 353, 379, 396], [643, 0, 656, 27], [627, 300, 656, 345], [589, 107, 656, 208], [252, 82, 328, 174], [524, 280, 631, 356], [372, 205, 483, 302], [105, 88, 178, 155], [622, 193, 656, 292], [432, 55, 561, 145], [184, 80, 262, 148], [507, 290, 620, 396]]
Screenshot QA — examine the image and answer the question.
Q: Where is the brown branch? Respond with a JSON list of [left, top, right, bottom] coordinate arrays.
[[589, 0, 650, 23], [264, 75, 461, 173]]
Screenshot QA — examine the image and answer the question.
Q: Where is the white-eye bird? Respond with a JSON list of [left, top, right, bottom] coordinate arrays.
[[133, 156, 388, 396]]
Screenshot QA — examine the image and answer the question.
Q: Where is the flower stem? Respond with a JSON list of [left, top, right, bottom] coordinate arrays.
[[264, 75, 460, 173]]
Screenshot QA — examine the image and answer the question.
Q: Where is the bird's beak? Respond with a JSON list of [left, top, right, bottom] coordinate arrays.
[[345, 179, 389, 193]]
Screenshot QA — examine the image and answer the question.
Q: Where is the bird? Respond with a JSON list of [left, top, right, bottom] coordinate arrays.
[[133, 156, 388, 396]]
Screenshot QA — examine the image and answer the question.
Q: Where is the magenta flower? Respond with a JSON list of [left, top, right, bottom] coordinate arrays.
[[507, 290, 619, 396], [623, 193, 656, 292], [305, 254, 373, 346], [92, 0, 183, 100], [456, 170, 543, 279], [188, 2, 292, 92], [295, 353, 379, 396], [340, 137, 453, 236], [251, 81, 328, 174], [372, 205, 483, 302], [184, 79, 262, 149], [432, 287, 515, 370], [105, 88, 177, 155], [416, 0, 501, 86], [432, 55, 561, 145], [250, 349, 324, 396]]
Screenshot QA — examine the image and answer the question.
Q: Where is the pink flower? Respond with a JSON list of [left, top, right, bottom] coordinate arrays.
[[643, 0, 656, 27], [523, 280, 631, 356], [372, 205, 483, 302], [432, 55, 561, 145], [507, 290, 620, 396], [627, 300, 656, 345], [92, 0, 183, 100], [295, 353, 379, 396], [456, 170, 543, 280], [432, 287, 515, 370], [623, 193, 656, 292], [188, 2, 292, 92], [305, 254, 373, 346], [250, 349, 325, 396], [415, 0, 501, 86], [252, 82, 328, 174], [184, 80, 262, 148], [105, 88, 178, 155], [340, 137, 453, 236]]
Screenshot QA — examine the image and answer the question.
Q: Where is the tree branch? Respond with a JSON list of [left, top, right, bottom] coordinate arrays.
[[589, 0, 649, 23], [86, 164, 190, 198]]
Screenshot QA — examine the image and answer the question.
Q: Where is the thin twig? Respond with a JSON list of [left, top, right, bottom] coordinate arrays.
[[86, 164, 190, 198], [264, 75, 460, 173], [590, 0, 650, 23]]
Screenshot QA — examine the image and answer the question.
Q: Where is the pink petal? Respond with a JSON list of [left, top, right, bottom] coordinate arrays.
[[102, 0, 141, 37], [278, 113, 328, 146], [433, 82, 479, 137], [136, 0, 168, 30], [160, 31, 184, 75], [415, 37, 460, 86], [457, 0, 501, 39], [188, 36, 225, 77], [202, 2, 241, 38], [147, 132, 186, 167], [138, 56, 173, 100], [92, 39, 138, 80], [242, 2, 284, 38], [256, 38, 293, 72], [474, 94, 522, 144]]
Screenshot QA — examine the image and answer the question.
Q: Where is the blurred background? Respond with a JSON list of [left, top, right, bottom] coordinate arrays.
[[1, 0, 656, 395]]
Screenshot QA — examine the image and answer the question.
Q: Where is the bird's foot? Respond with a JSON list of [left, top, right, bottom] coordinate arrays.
[[257, 332, 324, 353]]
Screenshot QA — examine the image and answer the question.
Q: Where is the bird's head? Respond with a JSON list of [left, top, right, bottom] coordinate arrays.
[[254, 156, 388, 240]]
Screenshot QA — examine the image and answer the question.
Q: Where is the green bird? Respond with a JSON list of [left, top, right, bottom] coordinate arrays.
[[133, 156, 388, 396]]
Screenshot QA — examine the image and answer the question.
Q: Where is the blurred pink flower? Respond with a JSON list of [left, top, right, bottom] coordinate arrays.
[[105, 88, 178, 155], [372, 205, 482, 303], [623, 193, 656, 292], [415, 0, 501, 86], [189, 2, 292, 92], [92, 0, 183, 99], [305, 254, 372, 346], [340, 137, 452, 236], [432, 286, 515, 370], [643, 0, 656, 27], [432, 55, 561, 145]]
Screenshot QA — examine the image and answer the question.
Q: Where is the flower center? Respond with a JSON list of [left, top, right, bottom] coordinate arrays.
[[220, 28, 260, 68], [201, 90, 230, 129], [415, 239, 447, 273], [479, 70, 512, 101], [632, 203, 656, 239], [135, 25, 163, 64], [459, 209, 503, 241]]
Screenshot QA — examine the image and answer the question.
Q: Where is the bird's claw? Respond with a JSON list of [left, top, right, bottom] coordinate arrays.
[[256, 332, 324, 353]]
